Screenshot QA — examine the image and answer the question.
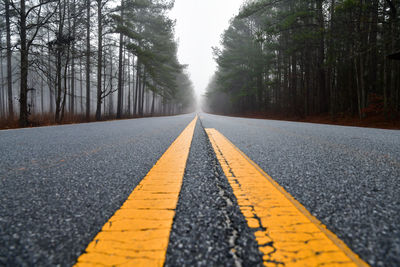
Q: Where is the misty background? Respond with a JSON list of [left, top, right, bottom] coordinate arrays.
[[0, 0, 399, 129]]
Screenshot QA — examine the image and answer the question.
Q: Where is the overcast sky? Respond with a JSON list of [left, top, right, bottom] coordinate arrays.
[[169, 0, 244, 97]]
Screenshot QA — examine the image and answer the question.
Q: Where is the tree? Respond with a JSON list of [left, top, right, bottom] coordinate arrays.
[[206, 0, 400, 121], [116, 0, 124, 119], [12, 0, 58, 126], [5, 0, 13, 118], [85, 0, 91, 120], [95, 0, 105, 120], [0, 0, 195, 127]]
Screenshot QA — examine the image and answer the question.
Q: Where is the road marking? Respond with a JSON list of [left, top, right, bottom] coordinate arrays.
[[75, 116, 197, 266], [205, 128, 369, 267]]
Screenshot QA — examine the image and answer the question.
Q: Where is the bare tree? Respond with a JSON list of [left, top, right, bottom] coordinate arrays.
[[70, 0, 76, 115], [85, 0, 91, 120], [116, 0, 124, 119], [5, 0, 13, 118], [12, 0, 57, 126], [95, 0, 103, 120]]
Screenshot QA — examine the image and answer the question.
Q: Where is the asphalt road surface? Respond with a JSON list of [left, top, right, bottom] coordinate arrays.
[[200, 113, 400, 267], [1, 113, 399, 266], [0, 115, 193, 266]]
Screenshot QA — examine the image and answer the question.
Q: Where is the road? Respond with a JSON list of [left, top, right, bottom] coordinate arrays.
[[200, 113, 400, 266], [0, 113, 399, 266]]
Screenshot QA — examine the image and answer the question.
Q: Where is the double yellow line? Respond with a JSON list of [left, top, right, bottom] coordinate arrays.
[[75, 117, 197, 266], [75, 116, 368, 266]]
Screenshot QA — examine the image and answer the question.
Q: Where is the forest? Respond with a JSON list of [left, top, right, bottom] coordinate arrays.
[[0, 0, 196, 128], [205, 0, 400, 121]]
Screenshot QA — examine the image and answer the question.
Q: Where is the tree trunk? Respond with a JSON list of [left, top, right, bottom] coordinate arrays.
[[70, 0, 76, 115], [291, 54, 297, 115], [355, 57, 363, 119], [140, 72, 146, 116], [55, 3, 66, 123], [55, 49, 62, 122], [96, 0, 102, 121], [61, 49, 70, 121], [316, 0, 327, 114], [109, 50, 114, 115], [133, 59, 136, 113], [48, 32, 54, 114], [41, 47, 44, 113], [103, 49, 107, 115], [116, 0, 124, 119], [5, 0, 13, 119], [86, 0, 91, 120], [0, 43, 4, 117], [127, 54, 131, 115], [328, 0, 335, 118], [79, 54, 83, 113], [151, 90, 155, 116], [276, 51, 281, 112], [134, 62, 140, 115], [19, 0, 29, 127]]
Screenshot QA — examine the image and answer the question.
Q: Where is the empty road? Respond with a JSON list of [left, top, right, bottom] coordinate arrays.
[[0, 113, 399, 266]]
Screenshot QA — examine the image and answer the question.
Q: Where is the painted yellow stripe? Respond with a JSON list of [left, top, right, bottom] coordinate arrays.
[[205, 128, 369, 267], [75, 116, 197, 266]]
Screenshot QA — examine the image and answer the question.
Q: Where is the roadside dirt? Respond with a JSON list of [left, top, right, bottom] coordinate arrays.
[[216, 112, 400, 130], [0, 113, 162, 130]]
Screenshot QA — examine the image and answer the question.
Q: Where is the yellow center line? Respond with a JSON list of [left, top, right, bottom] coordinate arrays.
[[205, 128, 369, 267], [75, 116, 197, 267]]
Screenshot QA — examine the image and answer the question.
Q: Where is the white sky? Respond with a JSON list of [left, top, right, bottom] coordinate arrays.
[[169, 0, 244, 97]]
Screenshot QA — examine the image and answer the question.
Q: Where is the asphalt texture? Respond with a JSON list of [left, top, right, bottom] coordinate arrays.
[[200, 113, 400, 267], [165, 119, 263, 267], [1, 113, 399, 266], [0, 115, 193, 266]]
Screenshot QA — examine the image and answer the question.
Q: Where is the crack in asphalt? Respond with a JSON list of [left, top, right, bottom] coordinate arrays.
[[214, 164, 242, 267], [164, 119, 263, 266]]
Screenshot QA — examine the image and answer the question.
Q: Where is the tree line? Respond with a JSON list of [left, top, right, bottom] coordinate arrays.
[[0, 0, 195, 127], [205, 0, 399, 120]]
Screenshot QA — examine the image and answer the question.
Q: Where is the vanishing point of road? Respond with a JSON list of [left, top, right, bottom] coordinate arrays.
[[0, 113, 399, 266]]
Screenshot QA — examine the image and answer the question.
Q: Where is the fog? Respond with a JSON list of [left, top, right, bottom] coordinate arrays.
[[169, 0, 244, 98]]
